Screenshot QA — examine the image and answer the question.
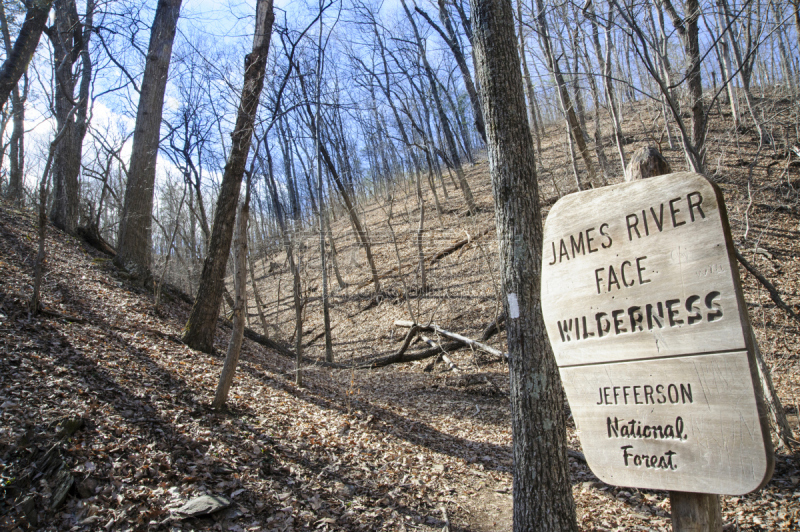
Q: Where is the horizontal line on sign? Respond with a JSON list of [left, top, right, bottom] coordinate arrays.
[[557, 348, 746, 369]]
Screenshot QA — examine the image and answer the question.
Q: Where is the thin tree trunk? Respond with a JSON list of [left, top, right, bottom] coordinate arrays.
[[324, 207, 346, 289], [403, 0, 476, 214], [247, 246, 269, 337], [183, 0, 274, 353], [586, 2, 627, 170], [414, 0, 486, 143], [155, 185, 186, 308], [315, 12, 333, 363], [515, 0, 541, 157], [533, 0, 598, 188], [212, 188, 250, 410], [415, 154, 426, 293], [30, 114, 76, 313], [296, 70, 381, 293], [661, 0, 706, 172]]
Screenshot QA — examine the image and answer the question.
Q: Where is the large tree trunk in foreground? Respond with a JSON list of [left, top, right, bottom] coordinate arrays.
[[470, 0, 578, 529], [0, 0, 53, 110], [114, 0, 182, 279], [183, 0, 274, 353]]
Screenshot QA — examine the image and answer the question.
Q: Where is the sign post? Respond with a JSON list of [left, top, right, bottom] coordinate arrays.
[[541, 172, 774, 528]]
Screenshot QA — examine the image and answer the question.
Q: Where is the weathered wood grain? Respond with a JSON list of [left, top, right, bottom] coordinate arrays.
[[542, 172, 746, 367], [669, 491, 723, 531], [560, 351, 770, 494], [542, 172, 774, 495]]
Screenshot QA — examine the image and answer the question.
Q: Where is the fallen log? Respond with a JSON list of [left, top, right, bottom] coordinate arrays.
[[428, 227, 493, 265], [394, 320, 508, 360], [480, 311, 506, 342], [420, 335, 459, 371], [356, 339, 464, 369]]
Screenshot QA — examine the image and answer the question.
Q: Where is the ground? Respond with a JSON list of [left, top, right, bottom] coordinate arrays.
[[2, 93, 800, 531]]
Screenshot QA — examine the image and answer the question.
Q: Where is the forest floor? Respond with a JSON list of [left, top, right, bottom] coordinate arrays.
[[2, 93, 800, 531]]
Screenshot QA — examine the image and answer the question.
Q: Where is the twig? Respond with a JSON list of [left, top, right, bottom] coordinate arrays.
[[734, 248, 800, 323]]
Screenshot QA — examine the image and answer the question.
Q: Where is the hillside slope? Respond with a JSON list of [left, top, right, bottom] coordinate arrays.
[[2, 99, 800, 530]]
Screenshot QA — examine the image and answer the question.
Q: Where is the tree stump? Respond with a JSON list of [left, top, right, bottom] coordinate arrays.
[[625, 146, 671, 181]]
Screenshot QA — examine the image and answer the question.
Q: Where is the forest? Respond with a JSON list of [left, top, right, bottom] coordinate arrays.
[[1, 0, 800, 529]]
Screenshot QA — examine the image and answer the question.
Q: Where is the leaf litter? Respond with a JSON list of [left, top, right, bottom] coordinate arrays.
[[2, 102, 800, 531]]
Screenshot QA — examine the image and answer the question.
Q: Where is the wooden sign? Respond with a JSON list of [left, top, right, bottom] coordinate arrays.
[[541, 172, 774, 494]]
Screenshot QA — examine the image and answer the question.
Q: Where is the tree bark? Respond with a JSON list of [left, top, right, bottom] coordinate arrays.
[[470, 0, 578, 529], [182, 0, 274, 353], [48, 0, 93, 234], [212, 190, 250, 410], [0, 1, 26, 203], [114, 0, 182, 278], [0, 0, 53, 110]]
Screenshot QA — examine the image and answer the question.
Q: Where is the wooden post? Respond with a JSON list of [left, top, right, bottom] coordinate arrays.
[[669, 491, 722, 531]]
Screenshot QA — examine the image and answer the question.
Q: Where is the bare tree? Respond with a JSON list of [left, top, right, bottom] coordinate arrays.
[[414, 0, 486, 143], [533, 0, 599, 188], [0, 0, 54, 110], [403, 0, 477, 214], [183, 0, 275, 354], [610, 0, 707, 172], [470, 0, 578, 528], [0, 1, 28, 203], [114, 0, 182, 279], [46, 0, 94, 234]]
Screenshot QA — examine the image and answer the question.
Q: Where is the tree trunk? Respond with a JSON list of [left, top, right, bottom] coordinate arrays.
[[414, 1, 486, 144], [247, 245, 269, 337], [515, 0, 541, 157], [470, 0, 578, 529], [48, 0, 93, 234], [534, 0, 598, 188], [585, 2, 627, 170], [403, 0, 476, 214], [212, 190, 250, 410], [114, 0, 182, 278], [662, 0, 706, 172], [182, 0, 274, 353], [7, 88, 25, 202], [314, 18, 333, 364], [792, 0, 800, 61], [0, 0, 53, 110], [415, 159, 427, 293], [0, 0, 26, 204]]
